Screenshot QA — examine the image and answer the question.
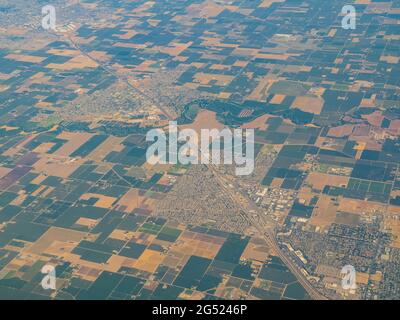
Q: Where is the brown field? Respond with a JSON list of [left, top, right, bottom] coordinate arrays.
[[240, 238, 270, 262], [388, 206, 400, 216], [0, 167, 11, 179], [76, 217, 99, 228], [242, 114, 275, 131], [306, 172, 349, 191], [357, 272, 370, 285], [327, 124, 355, 137], [116, 30, 138, 40], [135, 60, 157, 72], [33, 155, 84, 178], [297, 189, 317, 205], [179, 291, 205, 300], [109, 229, 136, 241], [5, 254, 43, 277], [5, 54, 46, 63], [26, 227, 88, 255], [200, 37, 238, 49], [293, 162, 313, 172], [142, 161, 173, 172], [31, 185, 48, 197], [80, 193, 118, 209], [0, 85, 9, 92], [74, 265, 103, 282], [232, 47, 259, 56], [115, 188, 146, 213], [210, 64, 230, 71], [328, 29, 337, 37], [370, 272, 382, 282], [360, 96, 376, 108], [193, 72, 234, 86], [0, 27, 26, 35], [36, 102, 58, 111], [391, 190, 400, 198], [53, 132, 93, 157], [316, 264, 340, 278], [349, 135, 382, 152], [335, 212, 360, 226], [161, 255, 181, 269], [259, 0, 285, 8], [0, 72, 14, 81], [88, 50, 111, 62], [2, 135, 37, 157], [156, 174, 174, 186], [0, 125, 18, 131], [309, 195, 338, 230], [47, 49, 80, 57], [170, 230, 224, 259], [187, 1, 225, 18], [380, 55, 399, 64], [255, 53, 293, 60], [270, 94, 286, 104], [9, 194, 28, 206], [157, 42, 192, 56], [129, 231, 156, 246], [132, 249, 165, 273], [28, 72, 51, 84], [32, 142, 57, 154], [384, 218, 400, 248], [215, 281, 248, 300], [354, 141, 366, 152], [103, 255, 130, 273], [338, 198, 387, 215], [361, 111, 384, 127], [179, 109, 225, 134], [270, 177, 284, 188], [389, 119, 400, 135], [291, 96, 324, 115], [247, 77, 276, 101], [351, 124, 370, 139], [31, 174, 47, 184], [46, 55, 98, 70]]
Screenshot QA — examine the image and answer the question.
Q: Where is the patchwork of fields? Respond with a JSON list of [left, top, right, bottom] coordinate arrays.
[[0, 0, 399, 300]]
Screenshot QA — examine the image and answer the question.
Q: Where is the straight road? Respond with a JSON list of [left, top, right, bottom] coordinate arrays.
[[59, 30, 327, 300], [208, 164, 328, 300]]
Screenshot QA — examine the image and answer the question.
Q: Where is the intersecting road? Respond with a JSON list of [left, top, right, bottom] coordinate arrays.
[[207, 164, 328, 300], [62, 31, 327, 300]]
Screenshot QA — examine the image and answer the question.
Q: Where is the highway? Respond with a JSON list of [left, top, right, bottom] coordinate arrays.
[[207, 164, 328, 300], [60, 31, 327, 300]]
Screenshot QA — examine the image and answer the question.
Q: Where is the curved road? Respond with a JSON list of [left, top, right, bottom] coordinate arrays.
[[59, 30, 327, 300]]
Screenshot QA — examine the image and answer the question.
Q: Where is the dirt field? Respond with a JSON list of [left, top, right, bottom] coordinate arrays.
[[306, 172, 349, 191], [309, 195, 338, 230], [33, 155, 84, 178], [26, 227, 88, 255], [54, 132, 93, 157], [170, 230, 224, 260], [291, 96, 324, 115]]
